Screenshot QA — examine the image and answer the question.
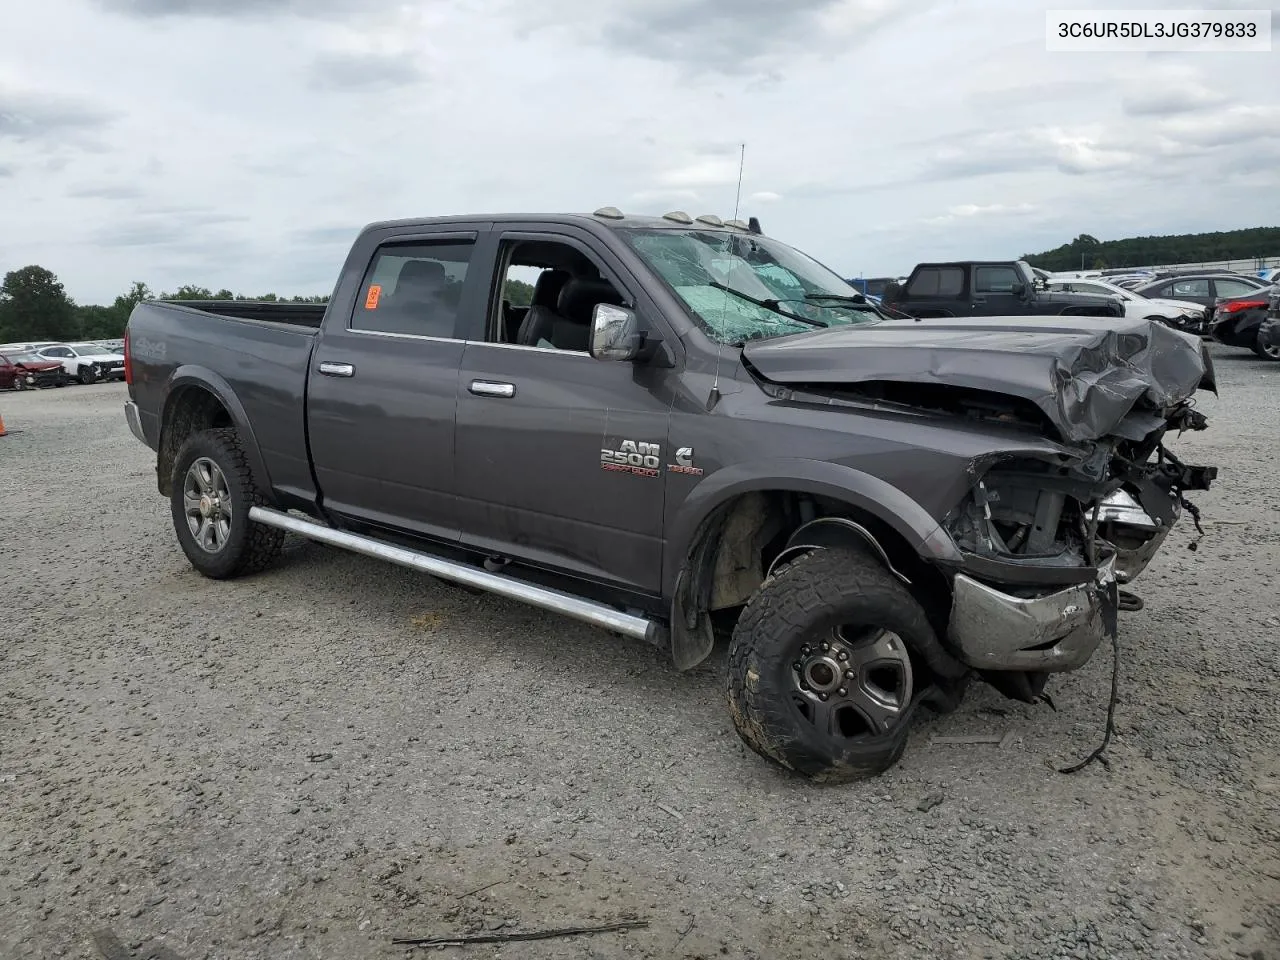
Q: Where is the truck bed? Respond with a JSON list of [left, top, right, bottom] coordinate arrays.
[[158, 299, 328, 328], [127, 299, 320, 505]]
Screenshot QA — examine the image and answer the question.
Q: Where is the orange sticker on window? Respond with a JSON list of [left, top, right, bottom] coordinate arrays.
[[365, 284, 382, 310]]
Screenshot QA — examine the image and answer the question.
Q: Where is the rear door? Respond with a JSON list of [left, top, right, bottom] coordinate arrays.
[[306, 226, 489, 542], [1167, 277, 1212, 307], [450, 225, 676, 594]]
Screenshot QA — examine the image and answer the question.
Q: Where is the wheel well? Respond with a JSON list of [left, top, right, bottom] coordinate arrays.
[[681, 491, 952, 638], [157, 386, 233, 496]]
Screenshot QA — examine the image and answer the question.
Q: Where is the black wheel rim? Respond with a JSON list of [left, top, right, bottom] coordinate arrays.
[[789, 624, 914, 743]]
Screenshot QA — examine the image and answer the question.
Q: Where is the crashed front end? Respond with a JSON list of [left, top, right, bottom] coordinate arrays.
[[942, 402, 1216, 680]]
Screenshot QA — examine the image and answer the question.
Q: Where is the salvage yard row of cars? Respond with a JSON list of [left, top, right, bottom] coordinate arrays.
[[859, 261, 1280, 359], [0, 339, 126, 389]]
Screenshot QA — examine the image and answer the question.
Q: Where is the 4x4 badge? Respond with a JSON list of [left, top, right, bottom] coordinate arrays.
[[669, 446, 703, 477]]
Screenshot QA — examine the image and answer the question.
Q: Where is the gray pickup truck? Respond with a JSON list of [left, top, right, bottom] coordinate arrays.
[[123, 209, 1217, 780]]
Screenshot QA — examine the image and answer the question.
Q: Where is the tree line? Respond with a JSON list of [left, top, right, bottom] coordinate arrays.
[[1023, 226, 1280, 272], [2, 264, 541, 344], [0, 265, 331, 344]]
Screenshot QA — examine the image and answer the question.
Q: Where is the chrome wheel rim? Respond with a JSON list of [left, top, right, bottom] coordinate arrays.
[[183, 457, 233, 553], [791, 625, 914, 741]]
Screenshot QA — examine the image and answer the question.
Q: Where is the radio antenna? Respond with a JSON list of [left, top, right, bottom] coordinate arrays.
[[709, 142, 746, 410], [732, 142, 745, 221]]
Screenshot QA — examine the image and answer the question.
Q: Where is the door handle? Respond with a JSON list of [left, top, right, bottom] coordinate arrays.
[[318, 362, 354, 377], [469, 380, 515, 398]]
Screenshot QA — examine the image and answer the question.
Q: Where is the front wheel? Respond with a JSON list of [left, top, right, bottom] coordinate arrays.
[[78, 365, 98, 385], [726, 547, 950, 782], [1254, 318, 1280, 361], [170, 427, 284, 579]]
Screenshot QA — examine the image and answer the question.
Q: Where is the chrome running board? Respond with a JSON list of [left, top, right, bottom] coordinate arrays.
[[248, 506, 659, 643]]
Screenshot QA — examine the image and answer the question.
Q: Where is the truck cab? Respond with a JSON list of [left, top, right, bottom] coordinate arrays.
[[886, 260, 1124, 319]]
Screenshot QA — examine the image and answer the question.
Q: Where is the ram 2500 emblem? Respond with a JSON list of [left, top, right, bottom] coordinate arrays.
[[601, 440, 661, 478]]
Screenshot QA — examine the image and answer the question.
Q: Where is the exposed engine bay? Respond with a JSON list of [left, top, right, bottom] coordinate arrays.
[[945, 398, 1217, 586]]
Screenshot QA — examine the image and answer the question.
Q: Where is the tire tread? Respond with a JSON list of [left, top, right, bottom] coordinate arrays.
[[726, 548, 944, 782]]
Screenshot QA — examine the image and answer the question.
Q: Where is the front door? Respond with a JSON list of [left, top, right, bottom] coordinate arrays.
[[970, 264, 1025, 314], [452, 228, 675, 594], [306, 231, 484, 542]]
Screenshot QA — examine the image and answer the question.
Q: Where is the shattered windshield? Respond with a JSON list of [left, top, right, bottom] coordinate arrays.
[[621, 228, 885, 344]]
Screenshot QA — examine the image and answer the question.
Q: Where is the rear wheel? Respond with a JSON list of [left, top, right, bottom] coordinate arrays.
[[170, 427, 284, 579], [726, 547, 949, 782], [1254, 318, 1280, 361]]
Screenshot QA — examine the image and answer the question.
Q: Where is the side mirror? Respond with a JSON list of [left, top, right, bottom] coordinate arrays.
[[1010, 281, 1027, 297], [590, 303, 642, 361]]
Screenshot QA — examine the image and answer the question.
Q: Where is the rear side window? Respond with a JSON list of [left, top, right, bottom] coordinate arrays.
[[907, 267, 964, 297], [973, 266, 1021, 294], [352, 240, 475, 338], [1214, 278, 1260, 299]]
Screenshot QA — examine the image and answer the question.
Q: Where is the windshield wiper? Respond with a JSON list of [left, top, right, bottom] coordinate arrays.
[[707, 280, 827, 328], [804, 293, 867, 304]]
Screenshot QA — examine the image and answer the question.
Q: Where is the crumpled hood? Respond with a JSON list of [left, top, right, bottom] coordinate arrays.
[[742, 315, 1215, 443]]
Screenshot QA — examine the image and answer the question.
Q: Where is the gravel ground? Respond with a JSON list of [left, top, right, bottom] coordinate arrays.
[[2, 349, 1278, 960]]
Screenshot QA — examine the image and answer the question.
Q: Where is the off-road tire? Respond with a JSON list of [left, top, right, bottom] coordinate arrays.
[[1254, 317, 1280, 361], [726, 547, 945, 782], [170, 427, 284, 579]]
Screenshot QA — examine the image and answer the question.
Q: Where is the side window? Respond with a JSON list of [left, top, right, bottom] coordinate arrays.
[[973, 266, 1020, 294], [42, 347, 71, 358], [352, 240, 475, 338], [906, 269, 939, 296], [1074, 282, 1110, 295], [487, 238, 626, 352], [907, 268, 963, 297], [1214, 278, 1259, 299], [1171, 279, 1210, 298]]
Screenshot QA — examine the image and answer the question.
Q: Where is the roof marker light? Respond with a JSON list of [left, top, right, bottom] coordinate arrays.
[[662, 210, 694, 224]]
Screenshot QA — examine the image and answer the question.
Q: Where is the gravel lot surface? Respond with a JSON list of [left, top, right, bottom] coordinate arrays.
[[2, 349, 1278, 960]]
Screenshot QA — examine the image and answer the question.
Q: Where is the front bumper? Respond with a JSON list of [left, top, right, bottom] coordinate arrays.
[[947, 553, 1117, 673]]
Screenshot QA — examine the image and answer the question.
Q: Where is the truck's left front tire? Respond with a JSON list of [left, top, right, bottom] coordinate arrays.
[[170, 427, 284, 579], [726, 547, 945, 782]]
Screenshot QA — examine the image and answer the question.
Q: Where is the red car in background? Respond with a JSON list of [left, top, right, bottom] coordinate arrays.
[[0, 351, 69, 390]]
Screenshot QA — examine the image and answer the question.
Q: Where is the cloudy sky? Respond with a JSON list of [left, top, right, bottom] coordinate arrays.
[[1, 0, 1277, 303]]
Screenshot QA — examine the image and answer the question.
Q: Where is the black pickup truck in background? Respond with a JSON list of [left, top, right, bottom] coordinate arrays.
[[883, 260, 1125, 319], [123, 210, 1216, 780]]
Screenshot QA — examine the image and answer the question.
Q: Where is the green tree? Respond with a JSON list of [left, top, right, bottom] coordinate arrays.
[[78, 305, 122, 339], [504, 278, 535, 307], [1024, 226, 1280, 272], [0, 265, 79, 342], [162, 284, 215, 300]]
